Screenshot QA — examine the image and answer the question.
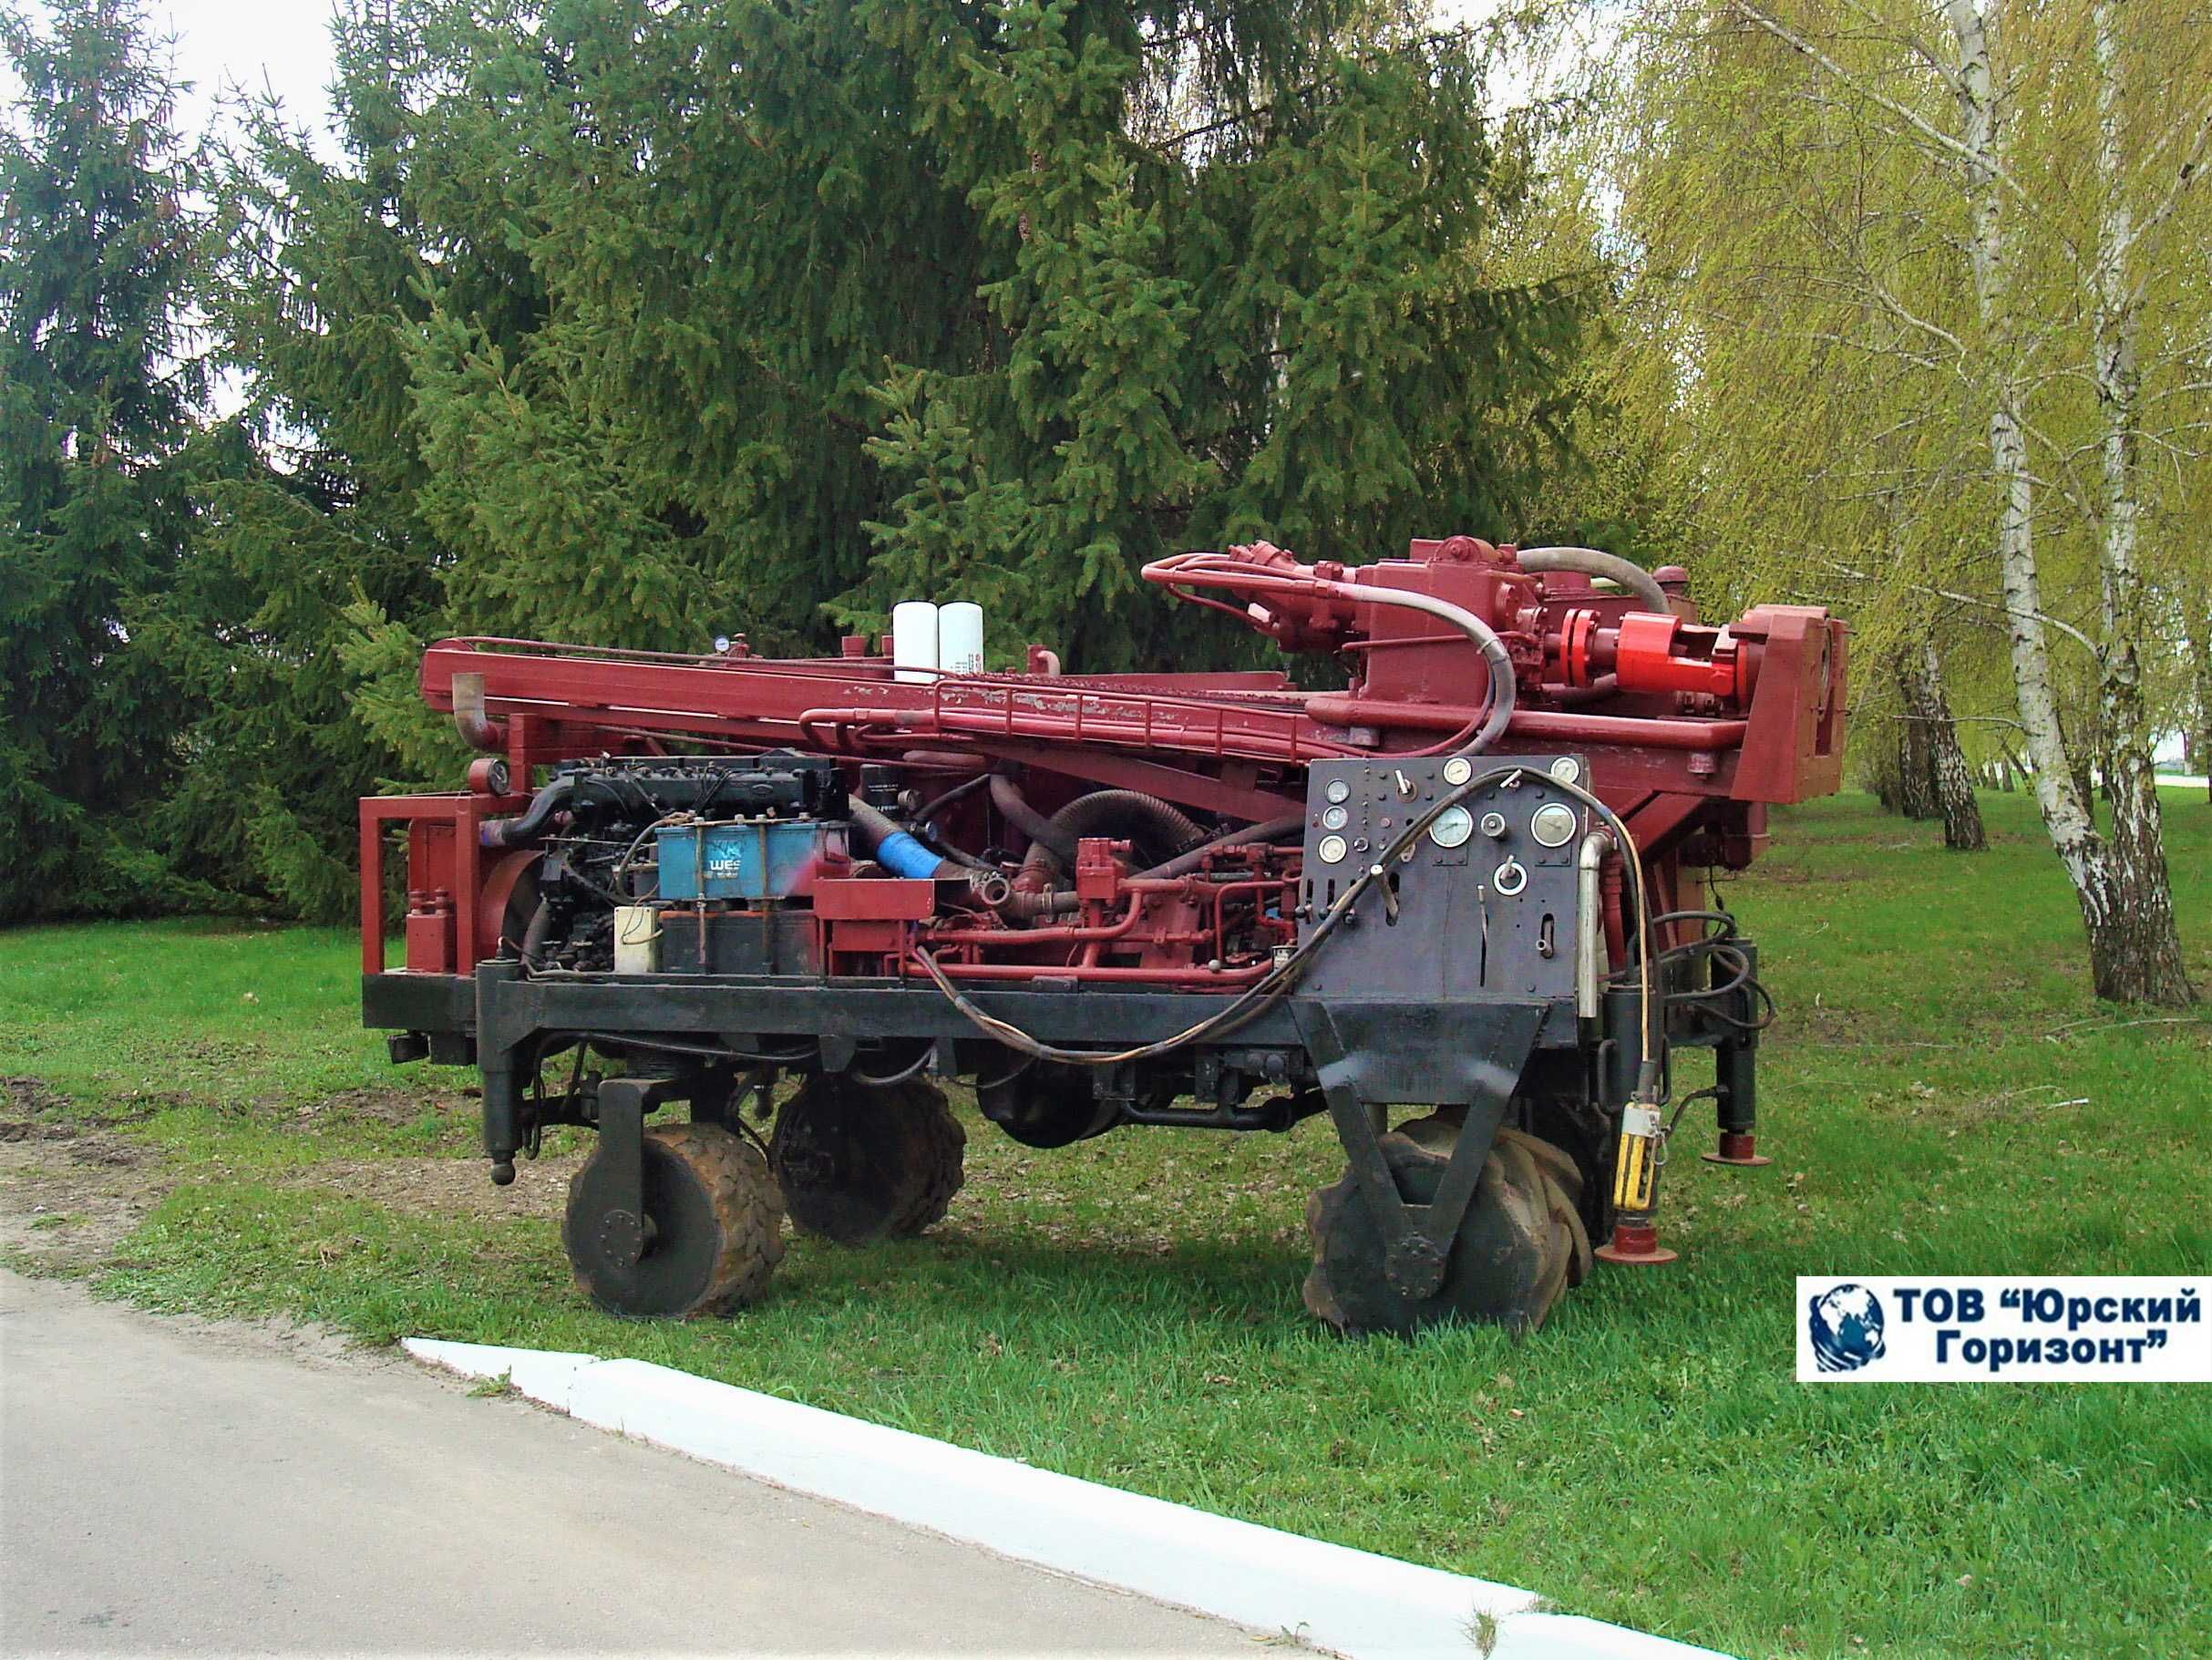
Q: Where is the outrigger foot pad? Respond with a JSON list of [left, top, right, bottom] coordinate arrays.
[[1594, 1218, 1678, 1266], [1701, 1131, 1771, 1168]]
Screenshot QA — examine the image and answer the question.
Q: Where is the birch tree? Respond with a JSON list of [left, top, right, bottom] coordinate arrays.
[[1599, 0, 2204, 1005]]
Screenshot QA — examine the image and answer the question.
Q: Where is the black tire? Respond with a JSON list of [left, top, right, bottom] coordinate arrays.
[[564, 1121, 784, 1317], [1302, 1117, 1591, 1337], [770, 1075, 965, 1244]]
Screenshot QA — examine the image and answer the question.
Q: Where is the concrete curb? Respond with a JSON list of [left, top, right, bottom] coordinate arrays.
[[405, 1336, 1729, 1660]]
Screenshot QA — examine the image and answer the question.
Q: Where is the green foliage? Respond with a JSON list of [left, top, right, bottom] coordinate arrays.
[[10, 0, 1599, 919], [219, 0, 1595, 682], [0, 0, 210, 920]]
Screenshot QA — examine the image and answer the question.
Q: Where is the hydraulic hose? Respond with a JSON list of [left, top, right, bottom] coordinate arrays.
[[1516, 547, 1670, 615], [1141, 552, 1517, 756], [1135, 814, 1304, 882], [1331, 583, 1516, 755]]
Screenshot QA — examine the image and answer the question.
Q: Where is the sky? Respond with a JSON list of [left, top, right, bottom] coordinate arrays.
[[21, 0, 1534, 153], [156, 0, 336, 144]]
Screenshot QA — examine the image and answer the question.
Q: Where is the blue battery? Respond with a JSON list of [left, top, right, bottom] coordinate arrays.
[[656, 820, 821, 901]]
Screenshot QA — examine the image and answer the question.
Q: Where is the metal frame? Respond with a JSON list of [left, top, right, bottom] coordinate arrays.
[[362, 944, 1763, 1294]]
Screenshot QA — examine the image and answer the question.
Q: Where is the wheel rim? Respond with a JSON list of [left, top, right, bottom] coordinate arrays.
[[566, 1137, 722, 1316], [563, 1123, 784, 1317]]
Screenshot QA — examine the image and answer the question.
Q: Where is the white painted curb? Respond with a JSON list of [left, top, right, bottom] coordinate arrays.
[[406, 1336, 1730, 1660]]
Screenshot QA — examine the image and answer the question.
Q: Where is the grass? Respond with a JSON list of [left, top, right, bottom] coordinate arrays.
[[2, 789, 2207, 1659]]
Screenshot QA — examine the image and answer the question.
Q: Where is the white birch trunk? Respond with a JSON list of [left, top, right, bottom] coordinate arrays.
[[1913, 636, 1986, 851], [2087, 0, 2195, 1004], [1945, 0, 2125, 973]]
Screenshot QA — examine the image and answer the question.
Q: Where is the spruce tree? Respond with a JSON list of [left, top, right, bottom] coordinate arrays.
[[197, 0, 1599, 918], [0, 0, 207, 919]]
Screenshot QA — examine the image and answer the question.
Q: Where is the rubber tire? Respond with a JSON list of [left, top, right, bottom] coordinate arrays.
[[1302, 1118, 1590, 1337], [770, 1076, 965, 1244], [564, 1121, 784, 1318]]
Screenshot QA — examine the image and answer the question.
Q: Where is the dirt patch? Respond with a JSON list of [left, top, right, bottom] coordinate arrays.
[[281, 1086, 472, 1130], [0, 1132, 170, 1272], [3, 1076, 72, 1116], [281, 1150, 588, 1220], [0, 1120, 81, 1144]]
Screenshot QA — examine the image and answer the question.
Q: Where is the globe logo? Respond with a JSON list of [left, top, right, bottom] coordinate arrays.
[[1807, 1283, 1886, 1372]]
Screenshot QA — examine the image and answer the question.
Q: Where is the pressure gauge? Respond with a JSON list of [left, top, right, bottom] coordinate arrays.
[[1548, 757, 1582, 786], [1530, 802, 1579, 848], [1428, 805, 1475, 850], [1321, 805, 1350, 831], [1323, 778, 1352, 805], [1441, 756, 1473, 787], [1317, 833, 1349, 865]]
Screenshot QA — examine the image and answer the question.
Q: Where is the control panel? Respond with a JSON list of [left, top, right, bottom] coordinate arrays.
[[1296, 754, 1592, 1005]]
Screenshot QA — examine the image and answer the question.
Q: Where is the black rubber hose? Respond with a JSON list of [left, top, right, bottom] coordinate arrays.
[[1517, 547, 1670, 614], [518, 897, 554, 969], [1016, 789, 1209, 889], [481, 775, 576, 850], [988, 775, 1075, 865], [1134, 814, 1304, 883]]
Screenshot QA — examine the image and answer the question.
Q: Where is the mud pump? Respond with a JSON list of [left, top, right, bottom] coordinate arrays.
[[360, 535, 1846, 1334]]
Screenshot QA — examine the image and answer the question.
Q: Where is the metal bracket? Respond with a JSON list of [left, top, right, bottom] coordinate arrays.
[[591, 1075, 684, 1270], [1305, 1018, 1518, 1301]]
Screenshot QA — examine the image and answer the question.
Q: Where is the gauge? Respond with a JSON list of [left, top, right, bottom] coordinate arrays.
[[1428, 805, 1475, 850], [1442, 756, 1473, 787], [1321, 805, 1349, 831], [1324, 778, 1352, 805], [1530, 802, 1579, 848], [1317, 833, 1349, 865], [1548, 756, 1581, 786]]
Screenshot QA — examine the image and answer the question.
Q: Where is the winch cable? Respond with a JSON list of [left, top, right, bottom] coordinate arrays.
[[911, 766, 1656, 1071]]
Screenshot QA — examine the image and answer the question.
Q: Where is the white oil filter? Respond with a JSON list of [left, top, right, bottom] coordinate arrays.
[[938, 602, 984, 675], [612, 905, 661, 974], [891, 601, 939, 684]]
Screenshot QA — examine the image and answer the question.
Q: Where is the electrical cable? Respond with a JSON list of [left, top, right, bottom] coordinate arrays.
[[848, 1043, 935, 1087]]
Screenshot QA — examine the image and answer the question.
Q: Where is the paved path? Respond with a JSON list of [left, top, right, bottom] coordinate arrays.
[[0, 1273, 1255, 1655]]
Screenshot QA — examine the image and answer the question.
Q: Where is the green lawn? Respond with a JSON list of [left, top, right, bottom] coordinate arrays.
[[3, 790, 2207, 1659]]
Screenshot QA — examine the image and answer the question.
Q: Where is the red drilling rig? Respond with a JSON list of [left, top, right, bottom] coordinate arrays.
[[361, 535, 1846, 1333]]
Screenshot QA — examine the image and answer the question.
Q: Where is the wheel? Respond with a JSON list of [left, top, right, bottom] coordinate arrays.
[[563, 1121, 784, 1317], [1302, 1117, 1592, 1337], [770, 1075, 965, 1243]]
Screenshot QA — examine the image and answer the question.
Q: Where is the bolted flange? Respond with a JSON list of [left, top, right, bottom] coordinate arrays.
[[597, 1208, 648, 1271], [1384, 1231, 1450, 1298]]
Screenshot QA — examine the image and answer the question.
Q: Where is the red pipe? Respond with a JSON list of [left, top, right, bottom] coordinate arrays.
[[1306, 696, 1745, 751], [924, 901, 1149, 948], [904, 957, 1272, 986]]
